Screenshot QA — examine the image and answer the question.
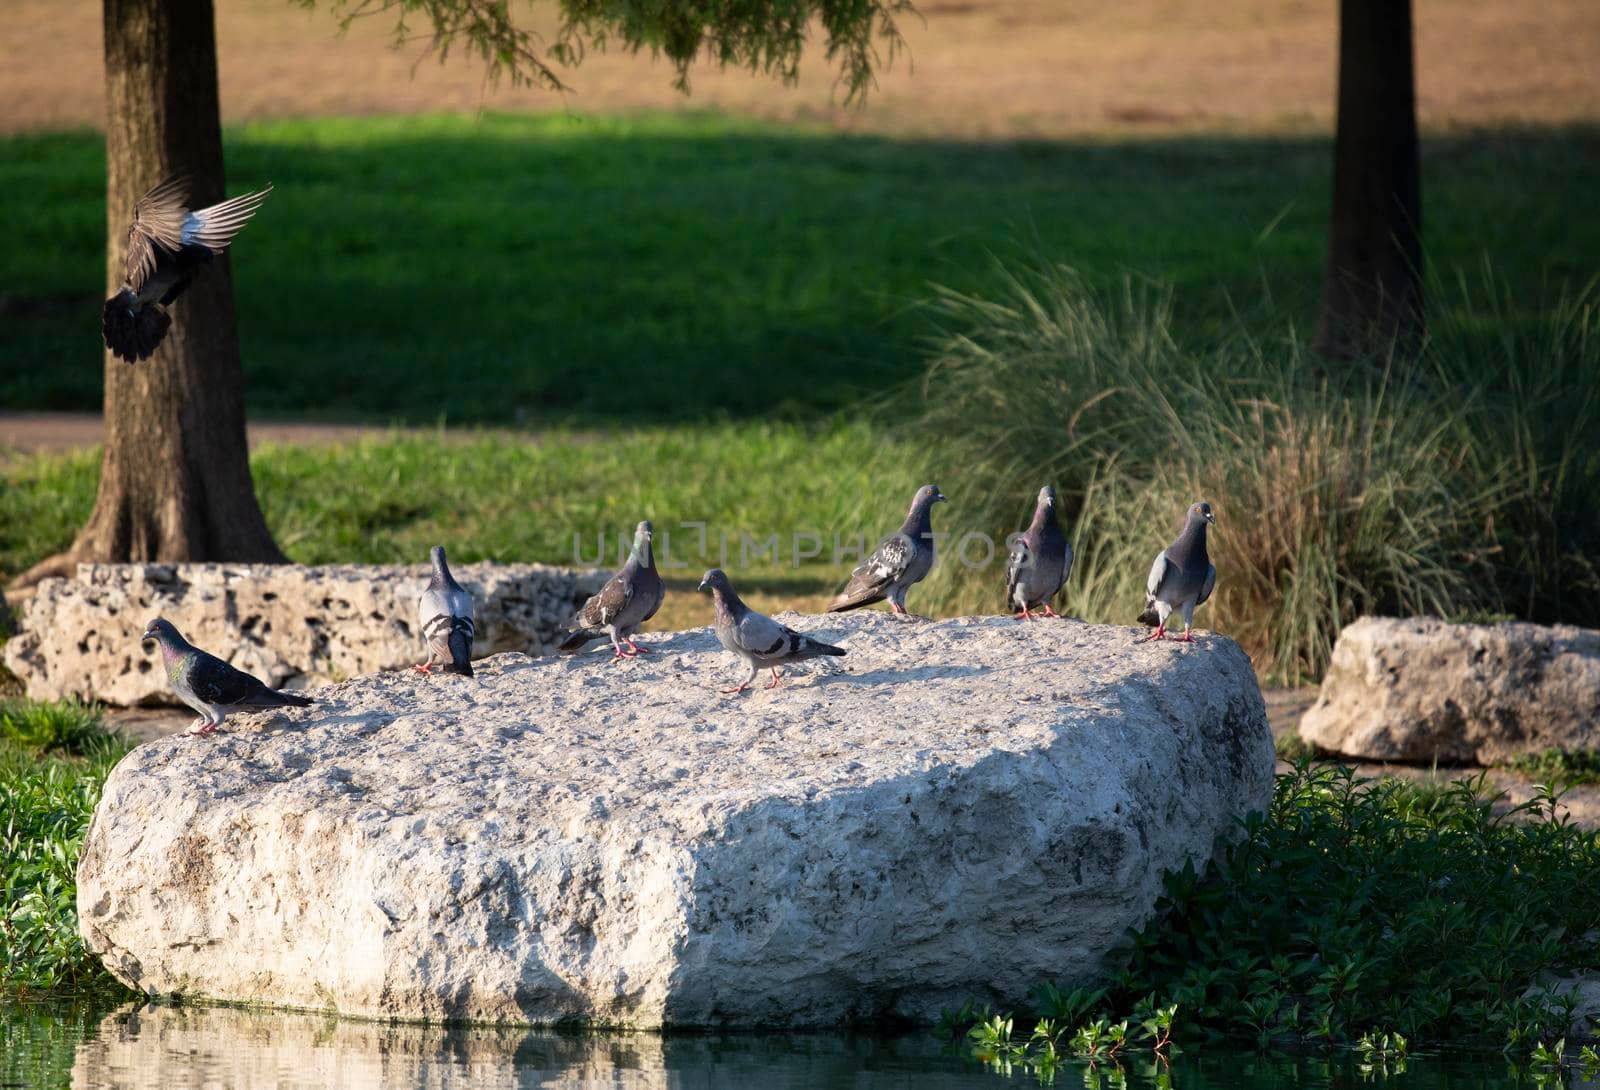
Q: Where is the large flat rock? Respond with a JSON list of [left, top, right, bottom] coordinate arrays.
[[5, 562, 607, 705], [1300, 616, 1600, 764], [78, 614, 1272, 1027]]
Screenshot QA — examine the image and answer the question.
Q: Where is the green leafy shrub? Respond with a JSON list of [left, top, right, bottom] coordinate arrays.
[[1, 706, 133, 998], [954, 764, 1600, 1052], [1107, 764, 1600, 1047], [1502, 750, 1600, 788]]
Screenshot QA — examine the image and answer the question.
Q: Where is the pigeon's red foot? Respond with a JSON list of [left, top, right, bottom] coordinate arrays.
[[1142, 625, 1167, 642], [1041, 604, 1060, 618], [412, 663, 432, 674], [890, 602, 907, 615], [1177, 630, 1196, 643], [765, 669, 783, 690], [720, 684, 751, 695], [1016, 606, 1034, 621], [626, 638, 652, 654]]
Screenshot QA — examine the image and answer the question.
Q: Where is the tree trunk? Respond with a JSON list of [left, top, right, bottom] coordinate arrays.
[[18, 0, 283, 587], [1313, 0, 1424, 360]]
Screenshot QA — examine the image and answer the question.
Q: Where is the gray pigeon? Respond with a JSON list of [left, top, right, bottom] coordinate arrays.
[[559, 520, 664, 659], [103, 175, 273, 364], [140, 618, 312, 735], [1006, 484, 1072, 620], [415, 546, 476, 676], [826, 484, 946, 615], [1139, 501, 1218, 642], [699, 568, 846, 693]]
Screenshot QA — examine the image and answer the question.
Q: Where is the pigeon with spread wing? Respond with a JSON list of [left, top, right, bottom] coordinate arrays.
[[102, 175, 273, 364]]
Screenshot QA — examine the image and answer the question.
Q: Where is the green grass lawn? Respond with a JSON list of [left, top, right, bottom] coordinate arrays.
[[1, 112, 1595, 423], [0, 424, 925, 617]]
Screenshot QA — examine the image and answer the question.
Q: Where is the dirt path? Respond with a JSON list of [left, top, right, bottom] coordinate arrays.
[[0, 412, 403, 454], [0, 413, 596, 455], [7, 0, 1598, 139]]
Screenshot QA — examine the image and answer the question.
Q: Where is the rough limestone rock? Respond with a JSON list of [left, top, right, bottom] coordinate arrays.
[[1300, 616, 1600, 764], [4, 562, 607, 705], [78, 614, 1272, 1027]]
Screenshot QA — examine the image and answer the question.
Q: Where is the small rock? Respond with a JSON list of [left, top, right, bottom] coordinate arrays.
[[1299, 617, 1600, 764]]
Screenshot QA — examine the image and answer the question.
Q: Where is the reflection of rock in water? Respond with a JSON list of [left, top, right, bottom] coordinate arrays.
[[70, 1003, 962, 1089], [72, 1003, 670, 1090]]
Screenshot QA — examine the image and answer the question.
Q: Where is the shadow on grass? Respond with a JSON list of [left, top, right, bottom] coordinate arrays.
[[0, 113, 1595, 424]]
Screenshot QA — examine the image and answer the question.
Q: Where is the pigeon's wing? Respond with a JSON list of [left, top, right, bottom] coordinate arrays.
[[124, 175, 190, 291], [187, 650, 271, 706], [420, 586, 474, 648], [828, 532, 913, 611], [446, 586, 475, 624], [734, 609, 796, 659], [1005, 536, 1030, 606], [181, 185, 272, 253], [1146, 550, 1171, 599], [637, 571, 665, 623], [1198, 563, 1217, 607], [569, 570, 632, 631]]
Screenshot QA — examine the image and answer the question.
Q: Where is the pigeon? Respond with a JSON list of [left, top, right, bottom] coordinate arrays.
[[699, 569, 846, 693], [102, 174, 273, 364], [1139, 501, 1218, 642], [140, 617, 312, 735], [559, 520, 664, 659], [415, 546, 476, 677], [826, 484, 946, 616], [1006, 484, 1073, 620]]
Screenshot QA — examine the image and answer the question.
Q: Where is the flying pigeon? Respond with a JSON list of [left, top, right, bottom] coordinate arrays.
[[1006, 484, 1073, 620], [826, 484, 946, 616], [415, 546, 476, 676], [1139, 501, 1217, 642], [699, 568, 846, 693], [559, 520, 664, 659], [140, 617, 312, 735], [102, 174, 273, 364]]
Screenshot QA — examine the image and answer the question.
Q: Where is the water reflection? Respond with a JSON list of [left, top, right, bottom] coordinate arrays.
[[0, 998, 1567, 1089], [68, 1002, 999, 1089]]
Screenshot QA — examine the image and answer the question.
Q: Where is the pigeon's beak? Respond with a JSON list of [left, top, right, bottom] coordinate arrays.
[[697, 579, 710, 593], [140, 626, 157, 646], [1204, 511, 1216, 524], [934, 491, 947, 504]]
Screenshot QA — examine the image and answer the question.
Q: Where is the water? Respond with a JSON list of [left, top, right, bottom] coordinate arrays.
[[0, 999, 1557, 1089]]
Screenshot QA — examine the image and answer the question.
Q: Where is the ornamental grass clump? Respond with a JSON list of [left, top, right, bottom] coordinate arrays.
[[912, 262, 1600, 682]]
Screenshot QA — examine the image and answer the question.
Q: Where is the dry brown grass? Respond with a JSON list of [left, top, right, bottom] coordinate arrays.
[[6, 0, 1598, 138]]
